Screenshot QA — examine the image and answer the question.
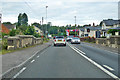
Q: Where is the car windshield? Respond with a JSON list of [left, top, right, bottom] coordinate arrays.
[[73, 37, 79, 39], [56, 36, 64, 38]]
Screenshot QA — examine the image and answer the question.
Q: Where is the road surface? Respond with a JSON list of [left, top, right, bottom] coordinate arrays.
[[11, 42, 119, 79]]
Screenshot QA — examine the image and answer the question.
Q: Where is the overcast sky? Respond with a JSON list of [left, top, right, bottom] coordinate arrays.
[[1, 0, 119, 26]]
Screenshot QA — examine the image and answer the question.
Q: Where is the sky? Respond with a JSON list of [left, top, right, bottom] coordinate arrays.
[[1, 0, 119, 26]]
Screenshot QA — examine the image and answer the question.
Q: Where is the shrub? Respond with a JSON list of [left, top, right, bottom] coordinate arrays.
[[2, 39, 8, 50]]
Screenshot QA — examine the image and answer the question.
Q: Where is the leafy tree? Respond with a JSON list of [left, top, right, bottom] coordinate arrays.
[[24, 26, 35, 35], [107, 29, 120, 35], [3, 22, 12, 25], [17, 13, 28, 26], [9, 29, 16, 36], [22, 13, 28, 25]]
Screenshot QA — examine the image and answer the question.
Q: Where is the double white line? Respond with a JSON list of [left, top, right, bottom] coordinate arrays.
[[67, 42, 119, 80]]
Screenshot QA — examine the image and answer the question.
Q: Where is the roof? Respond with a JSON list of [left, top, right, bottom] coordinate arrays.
[[102, 19, 120, 26], [79, 28, 84, 32], [84, 26, 102, 30], [1, 24, 10, 34], [3, 24, 16, 30]]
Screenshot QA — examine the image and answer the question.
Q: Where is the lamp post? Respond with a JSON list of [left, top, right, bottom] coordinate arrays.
[[46, 6, 48, 38], [74, 16, 76, 36]]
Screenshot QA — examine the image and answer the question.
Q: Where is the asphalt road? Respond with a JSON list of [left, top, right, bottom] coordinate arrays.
[[71, 42, 119, 77], [11, 42, 119, 79]]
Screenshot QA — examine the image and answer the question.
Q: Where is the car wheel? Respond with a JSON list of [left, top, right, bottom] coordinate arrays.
[[54, 44, 56, 46], [64, 44, 66, 46]]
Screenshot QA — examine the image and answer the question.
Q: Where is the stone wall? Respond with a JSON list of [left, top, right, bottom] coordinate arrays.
[[7, 35, 43, 50], [96, 35, 120, 48]]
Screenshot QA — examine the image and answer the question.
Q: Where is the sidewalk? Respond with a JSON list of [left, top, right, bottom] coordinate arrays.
[[2, 41, 52, 74], [82, 42, 119, 54]]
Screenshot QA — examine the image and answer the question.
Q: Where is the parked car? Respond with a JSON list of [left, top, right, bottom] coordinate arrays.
[[66, 36, 74, 41], [54, 36, 66, 46], [71, 37, 80, 44]]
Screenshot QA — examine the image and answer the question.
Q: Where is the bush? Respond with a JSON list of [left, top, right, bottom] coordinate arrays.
[[2, 39, 8, 50], [9, 29, 16, 36]]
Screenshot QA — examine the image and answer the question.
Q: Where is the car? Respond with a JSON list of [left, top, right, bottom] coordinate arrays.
[[71, 37, 80, 44], [66, 36, 74, 41], [54, 36, 66, 46]]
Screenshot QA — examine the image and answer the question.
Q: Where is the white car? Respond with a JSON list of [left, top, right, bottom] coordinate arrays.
[[54, 36, 66, 46], [66, 36, 74, 41], [71, 37, 80, 44]]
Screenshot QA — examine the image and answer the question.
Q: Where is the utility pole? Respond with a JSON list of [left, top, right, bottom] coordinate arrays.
[[46, 6, 48, 38], [74, 16, 76, 36]]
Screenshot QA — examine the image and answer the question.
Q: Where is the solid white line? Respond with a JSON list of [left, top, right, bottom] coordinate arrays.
[[31, 60, 35, 63], [103, 65, 115, 71], [67, 43, 86, 55], [13, 67, 26, 78], [67, 43, 119, 79], [37, 56, 39, 58]]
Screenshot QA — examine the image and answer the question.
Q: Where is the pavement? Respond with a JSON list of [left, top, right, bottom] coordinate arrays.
[[2, 41, 52, 74]]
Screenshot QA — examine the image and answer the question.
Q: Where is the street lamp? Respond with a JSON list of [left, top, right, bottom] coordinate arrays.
[[46, 6, 48, 38], [74, 16, 76, 36]]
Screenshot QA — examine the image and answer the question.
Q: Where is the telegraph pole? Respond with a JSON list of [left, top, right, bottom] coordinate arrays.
[[74, 16, 76, 36]]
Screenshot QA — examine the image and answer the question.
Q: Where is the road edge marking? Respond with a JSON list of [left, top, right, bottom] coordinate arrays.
[[67, 42, 119, 79], [103, 65, 115, 71]]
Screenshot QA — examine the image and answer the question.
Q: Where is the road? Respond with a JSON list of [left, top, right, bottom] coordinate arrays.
[[11, 42, 119, 79]]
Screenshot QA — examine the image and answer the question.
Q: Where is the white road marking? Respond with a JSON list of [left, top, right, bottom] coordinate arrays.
[[1, 50, 41, 78], [37, 55, 39, 58], [67, 43, 86, 55], [31, 60, 35, 63], [103, 65, 115, 71], [12, 67, 26, 78], [67, 43, 119, 79]]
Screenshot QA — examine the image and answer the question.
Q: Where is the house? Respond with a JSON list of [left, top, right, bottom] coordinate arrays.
[[79, 28, 84, 37], [3, 24, 16, 30], [100, 19, 119, 29], [100, 19, 120, 37], [1, 24, 10, 34], [83, 26, 102, 38], [33, 25, 43, 35]]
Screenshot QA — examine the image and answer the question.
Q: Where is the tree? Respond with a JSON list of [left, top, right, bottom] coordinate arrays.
[[24, 26, 35, 35], [17, 13, 28, 26], [3, 22, 12, 25], [9, 29, 16, 36], [22, 13, 28, 25]]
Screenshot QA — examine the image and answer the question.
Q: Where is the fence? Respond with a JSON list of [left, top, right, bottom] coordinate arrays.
[[7, 35, 43, 50]]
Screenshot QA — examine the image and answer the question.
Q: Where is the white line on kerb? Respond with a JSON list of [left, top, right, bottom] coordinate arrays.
[[103, 65, 115, 71], [67, 43, 119, 79], [31, 60, 35, 63], [12, 67, 26, 78]]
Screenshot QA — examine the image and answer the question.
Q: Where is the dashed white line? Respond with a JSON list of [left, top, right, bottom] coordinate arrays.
[[12, 67, 26, 78], [103, 65, 115, 71], [67, 43, 119, 79], [31, 60, 35, 63]]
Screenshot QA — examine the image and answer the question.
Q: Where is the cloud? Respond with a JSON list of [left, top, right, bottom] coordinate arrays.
[[1, 1, 118, 26]]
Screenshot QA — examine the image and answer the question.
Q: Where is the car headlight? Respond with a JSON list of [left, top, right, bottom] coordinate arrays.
[[72, 40, 75, 42]]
